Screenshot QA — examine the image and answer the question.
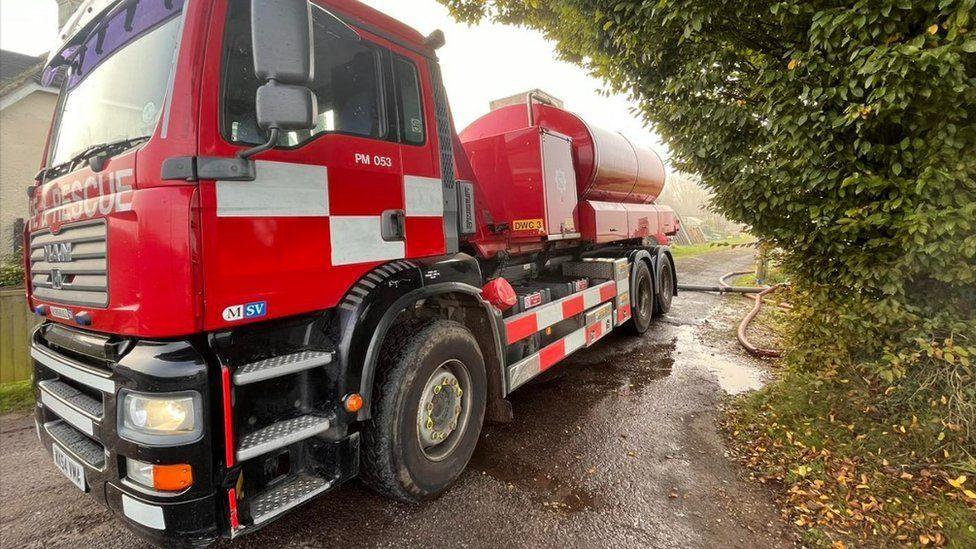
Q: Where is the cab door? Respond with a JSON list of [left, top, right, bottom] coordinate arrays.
[[196, 0, 412, 330], [387, 49, 448, 259]]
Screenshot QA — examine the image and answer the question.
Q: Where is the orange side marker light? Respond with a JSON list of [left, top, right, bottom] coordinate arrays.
[[344, 393, 364, 413]]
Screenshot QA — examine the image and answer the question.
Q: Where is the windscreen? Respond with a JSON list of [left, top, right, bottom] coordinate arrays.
[[47, 0, 184, 168]]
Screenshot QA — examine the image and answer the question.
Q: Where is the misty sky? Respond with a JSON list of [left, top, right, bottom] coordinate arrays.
[[0, 0, 667, 158]]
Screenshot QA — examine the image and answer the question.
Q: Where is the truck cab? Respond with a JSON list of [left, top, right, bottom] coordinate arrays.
[[26, 0, 677, 545]]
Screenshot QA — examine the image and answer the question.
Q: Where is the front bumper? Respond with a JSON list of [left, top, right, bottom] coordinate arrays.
[[31, 324, 223, 546], [30, 321, 361, 546], [35, 417, 221, 545]]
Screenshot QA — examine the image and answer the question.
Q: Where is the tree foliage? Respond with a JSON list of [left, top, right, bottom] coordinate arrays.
[[440, 0, 976, 439]]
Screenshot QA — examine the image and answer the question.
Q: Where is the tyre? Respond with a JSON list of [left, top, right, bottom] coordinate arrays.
[[361, 319, 487, 503], [625, 261, 654, 335], [654, 254, 674, 316]]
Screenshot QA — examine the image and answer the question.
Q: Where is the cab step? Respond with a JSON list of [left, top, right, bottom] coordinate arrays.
[[236, 414, 331, 462], [250, 474, 333, 526], [38, 379, 103, 417], [233, 350, 333, 386]]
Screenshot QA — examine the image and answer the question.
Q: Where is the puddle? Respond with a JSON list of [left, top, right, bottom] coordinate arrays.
[[470, 450, 598, 513], [470, 316, 766, 515], [569, 339, 676, 394], [671, 324, 767, 395]]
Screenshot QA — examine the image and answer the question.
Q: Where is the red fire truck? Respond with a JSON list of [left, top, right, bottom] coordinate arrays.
[[25, 0, 678, 545]]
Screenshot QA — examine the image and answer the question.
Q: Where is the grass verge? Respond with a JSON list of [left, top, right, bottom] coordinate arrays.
[[725, 371, 976, 547], [670, 234, 756, 259], [0, 380, 34, 415]]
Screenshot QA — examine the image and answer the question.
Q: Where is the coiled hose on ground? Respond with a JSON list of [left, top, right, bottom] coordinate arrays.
[[678, 271, 787, 359]]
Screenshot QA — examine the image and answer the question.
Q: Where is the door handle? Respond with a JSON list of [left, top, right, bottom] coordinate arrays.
[[381, 209, 406, 242]]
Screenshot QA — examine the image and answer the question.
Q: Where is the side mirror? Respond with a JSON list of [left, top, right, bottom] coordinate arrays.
[[241, 0, 317, 159], [251, 0, 313, 84]]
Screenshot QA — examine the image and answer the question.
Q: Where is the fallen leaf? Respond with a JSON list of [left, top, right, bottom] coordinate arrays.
[[947, 475, 967, 489]]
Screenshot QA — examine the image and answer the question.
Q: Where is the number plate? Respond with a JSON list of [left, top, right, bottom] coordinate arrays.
[[53, 444, 86, 492]]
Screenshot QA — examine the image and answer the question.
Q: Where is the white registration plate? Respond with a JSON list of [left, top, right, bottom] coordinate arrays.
[[53, 444, 86, 492]]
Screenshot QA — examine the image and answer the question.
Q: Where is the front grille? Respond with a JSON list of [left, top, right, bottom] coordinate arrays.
[[30, 220, 108, 307]]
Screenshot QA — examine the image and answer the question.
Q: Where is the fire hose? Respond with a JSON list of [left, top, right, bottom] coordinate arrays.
[[677, 271, 786, 359]]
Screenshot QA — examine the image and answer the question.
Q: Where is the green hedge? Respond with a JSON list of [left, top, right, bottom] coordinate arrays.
[[440, 0, 976, 445]]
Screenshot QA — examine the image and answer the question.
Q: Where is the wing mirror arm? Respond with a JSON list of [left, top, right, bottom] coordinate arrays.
[[239, 128, 280, 160]]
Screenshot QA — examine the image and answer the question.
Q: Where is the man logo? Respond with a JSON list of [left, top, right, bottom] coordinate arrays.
[[44, 242, 73, 263], [51, 269, 65, 290]]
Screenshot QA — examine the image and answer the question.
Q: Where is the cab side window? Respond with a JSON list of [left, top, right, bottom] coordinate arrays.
[[394, 57, 425, 145], [222, 4, 386, 146]]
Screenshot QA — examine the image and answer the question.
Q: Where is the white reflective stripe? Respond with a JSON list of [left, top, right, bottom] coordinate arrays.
[[122, 495, 166, 530], [40, 391, 94, 436], [507, 354, 541, 392], [31, 347, 115, 393], [330, 216, 405, 266], [217, 161, 329, 217], [534, 303, 564, 328], [404, 175, 443, 216], [583, 285, 604, 308], [564, 327, 587, 354]]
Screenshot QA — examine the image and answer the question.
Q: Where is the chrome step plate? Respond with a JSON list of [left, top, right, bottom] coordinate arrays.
[[233, 351, 333, 386], [250, 474, 332, 525], [236, 414, 331, 462], [45, 420, 105, 469], [38, 379, 103, 417]]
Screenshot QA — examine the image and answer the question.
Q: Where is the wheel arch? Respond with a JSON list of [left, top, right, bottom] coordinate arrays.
[[631, 247, 676, 298], [334, 256, 508, 422]]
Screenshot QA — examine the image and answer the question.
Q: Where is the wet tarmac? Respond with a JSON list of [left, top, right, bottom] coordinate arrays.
[[0, 247, 796, 548]]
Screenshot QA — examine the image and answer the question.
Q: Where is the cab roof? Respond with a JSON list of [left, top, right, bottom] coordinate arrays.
[[322, 0, 432, 55]]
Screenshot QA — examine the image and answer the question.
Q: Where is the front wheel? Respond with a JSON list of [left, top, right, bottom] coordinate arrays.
[[361, 320, 486, 503]]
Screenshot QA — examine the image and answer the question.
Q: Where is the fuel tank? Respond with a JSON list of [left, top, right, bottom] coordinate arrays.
[[460, 102, 667, 205]]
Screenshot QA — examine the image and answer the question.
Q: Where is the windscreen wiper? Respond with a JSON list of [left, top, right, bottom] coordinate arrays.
[[74, 135, 151, 166], [42, 135, 150, 179]]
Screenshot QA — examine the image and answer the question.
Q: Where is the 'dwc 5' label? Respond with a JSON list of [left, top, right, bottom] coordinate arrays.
[[222, 301, 268, 322]]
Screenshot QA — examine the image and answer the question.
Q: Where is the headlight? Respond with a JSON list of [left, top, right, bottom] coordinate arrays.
[[119, 391, 203, 446]]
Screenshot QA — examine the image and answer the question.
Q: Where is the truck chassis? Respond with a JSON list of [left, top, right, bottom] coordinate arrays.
[[31, 242, 674, 545]]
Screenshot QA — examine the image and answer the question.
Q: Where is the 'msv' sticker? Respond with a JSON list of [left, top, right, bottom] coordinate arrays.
[[222, 301, 268, 322]]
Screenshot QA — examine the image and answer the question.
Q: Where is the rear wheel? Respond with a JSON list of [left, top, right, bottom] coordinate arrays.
[[625, 261, 654, 335], [361, 320, 486, 502], [654, 255, 674, 316]]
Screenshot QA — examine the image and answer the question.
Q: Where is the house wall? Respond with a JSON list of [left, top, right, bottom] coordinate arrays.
[[0, 90, 57, 255]]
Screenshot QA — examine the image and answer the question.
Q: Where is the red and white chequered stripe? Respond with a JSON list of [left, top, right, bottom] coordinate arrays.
[[508, 327, 587, 390], [507, 302, 615, 390], [504, 280, 618, 345], [216, 161, 446, 266]]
